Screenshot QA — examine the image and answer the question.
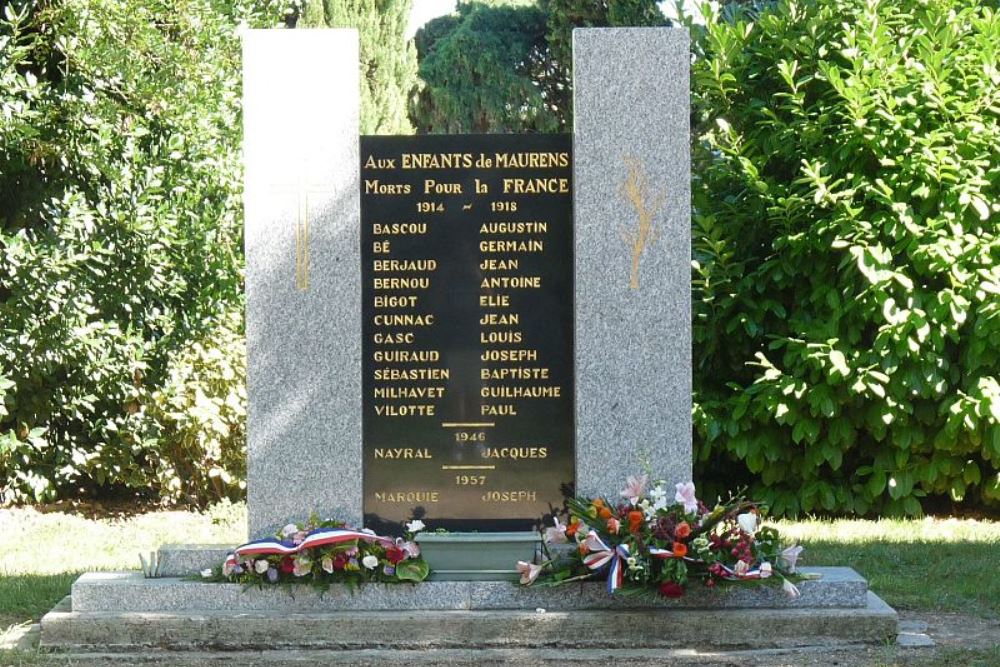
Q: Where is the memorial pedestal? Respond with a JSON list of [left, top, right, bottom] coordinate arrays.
[[38, 564, 898, 660]]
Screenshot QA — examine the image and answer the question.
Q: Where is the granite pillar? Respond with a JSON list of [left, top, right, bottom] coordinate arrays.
[[572, 28, 692, 498], [243, 29, 362, 537]]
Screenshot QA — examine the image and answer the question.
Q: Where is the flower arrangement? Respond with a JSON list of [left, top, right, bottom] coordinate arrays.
[[214, 516, 429, 586], [519, 476, 809, 598]]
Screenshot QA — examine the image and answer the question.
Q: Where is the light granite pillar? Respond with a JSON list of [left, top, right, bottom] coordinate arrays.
[[572, 28, 692, 498], [243, 29, 361, 538]]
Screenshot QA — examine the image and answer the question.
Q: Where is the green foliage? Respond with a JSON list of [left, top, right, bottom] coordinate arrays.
[[0, 0, 286, 504], [411, 0, 561, 133], [142, 309, 246, 504], [411, 0, 664, 133], [299, 0, 417, 134], [689, 0, 1000, 515], [541, 0, 665, 82]]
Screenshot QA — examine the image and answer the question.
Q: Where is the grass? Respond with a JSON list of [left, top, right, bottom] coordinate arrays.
[[0, 506, 997, 664], [776, 517, 1000, 619]]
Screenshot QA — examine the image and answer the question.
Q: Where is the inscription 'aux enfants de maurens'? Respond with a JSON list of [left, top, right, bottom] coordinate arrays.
[[359, 134, 575, 532]]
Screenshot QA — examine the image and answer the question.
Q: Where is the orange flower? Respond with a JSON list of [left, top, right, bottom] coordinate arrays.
[[675, 522, 691, 539], [592, 498, 605, 508], [598, 506, 613, 520], [565, 518, 580, 537], [578, 543, 589, 556], [627, 510, 644, 533], [672, 542, 688, 558]]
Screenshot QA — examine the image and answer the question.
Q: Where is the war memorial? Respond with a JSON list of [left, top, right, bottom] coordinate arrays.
[[36, 27, 899, 664]]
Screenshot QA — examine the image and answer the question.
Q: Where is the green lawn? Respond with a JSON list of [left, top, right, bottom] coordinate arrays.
[[0, 505, 997, 663], [777, 517, 1000, 619]]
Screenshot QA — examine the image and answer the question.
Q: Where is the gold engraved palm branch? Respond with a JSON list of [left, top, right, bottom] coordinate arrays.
[[620, 156, 665, 290]]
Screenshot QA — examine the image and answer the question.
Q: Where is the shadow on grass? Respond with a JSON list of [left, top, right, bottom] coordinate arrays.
[[802, 541, 999, 619], [0, 573, 78, 625]]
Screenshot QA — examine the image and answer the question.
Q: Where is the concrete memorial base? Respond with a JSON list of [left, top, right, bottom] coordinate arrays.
[[38, 567, 897, 659]]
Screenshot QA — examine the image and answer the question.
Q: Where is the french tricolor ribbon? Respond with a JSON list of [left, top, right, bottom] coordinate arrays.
[[225, 527, 396, 566], [581, 531, 630, 594], [719, 563, 763, 580]]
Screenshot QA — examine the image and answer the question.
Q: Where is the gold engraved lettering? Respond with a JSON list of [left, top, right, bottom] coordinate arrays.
[[479, 313, 519, 326], [479, 240, 544, 253], [482, 447, 548, 460], [620, 156, 665, 290], [364, 179, 411, 195], [481, 404, 517, 416], [373, 223, 427, 235], [480, 349, 537, 362], [374, 367, 450, 381], [481, 490, 537, 503], [479, 222, 547, 234], [501, 178, 569, 194], [375, 404, 436, 417], [373, 448, 433, 459], [374, 491, 440, 503]]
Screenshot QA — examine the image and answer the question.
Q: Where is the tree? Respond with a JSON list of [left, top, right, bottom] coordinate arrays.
[[687, 0, 1000, 514], [410, 0, 665, 133], [411, 1, 562, 133], [0, 0, 289, 504], [299, 0, 417, 135]]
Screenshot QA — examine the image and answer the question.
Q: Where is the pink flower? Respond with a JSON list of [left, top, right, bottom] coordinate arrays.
[[620, 474, 648, 505], [516, 561, 542, 585], [544, 516, 568, 544], [401, 541, 420, 558], [760, 562, 773, 579], [606, 517, 621, 534], [582, 530, 609, 554], [781, 545, 803, 573], [674, 482, 698, 514]]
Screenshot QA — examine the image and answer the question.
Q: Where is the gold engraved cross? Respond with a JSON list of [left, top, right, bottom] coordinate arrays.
[[268, 171, 335, 292]]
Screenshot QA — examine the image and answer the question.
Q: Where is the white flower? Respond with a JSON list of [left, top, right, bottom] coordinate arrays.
[[254, 559, 269, 574], [733, 560, 749, 577], [293, 557, 311, 577], [782, 578, 801, 598], [759, 562, 773, 579], [781, 545, 804, 573], [280, 523, 299, 538], [200, 568, 213, 579], [321, 557, 335, 574], [222, 561, 234, 577], [405, 519, 426, 533], [737, 512, 758, 535], [362, 554, 379, 570]]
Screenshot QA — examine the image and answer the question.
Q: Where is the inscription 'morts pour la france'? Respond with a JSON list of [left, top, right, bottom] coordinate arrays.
[[361, 134, 574, 534]]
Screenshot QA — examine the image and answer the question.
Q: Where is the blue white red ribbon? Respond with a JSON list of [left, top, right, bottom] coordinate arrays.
[[581, 531, 630, 594], [223, 527, 395, 570]]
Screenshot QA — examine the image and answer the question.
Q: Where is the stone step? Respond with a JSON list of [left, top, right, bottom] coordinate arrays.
[[70, 566, 867, 612], [40, 592, 897, 652]]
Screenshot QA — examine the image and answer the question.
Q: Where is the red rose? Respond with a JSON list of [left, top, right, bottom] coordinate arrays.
[[385, 546, 406, 564], [658, 581, 684, 598], [279, 557, 295, 574], [332, 555, 348, 570]]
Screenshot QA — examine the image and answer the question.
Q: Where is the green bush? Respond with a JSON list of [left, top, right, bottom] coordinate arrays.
[[689, 0, 1000, 515], [0, 0, 287, 504]]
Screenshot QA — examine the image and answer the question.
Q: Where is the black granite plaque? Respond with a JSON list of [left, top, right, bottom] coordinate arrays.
[[361, 134, 574, 534]]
